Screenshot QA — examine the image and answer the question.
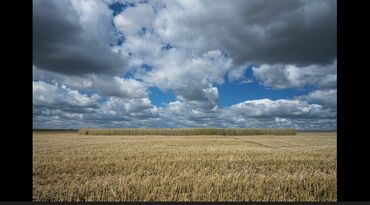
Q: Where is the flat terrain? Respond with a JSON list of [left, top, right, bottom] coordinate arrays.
[[33, 132, 336, 201]]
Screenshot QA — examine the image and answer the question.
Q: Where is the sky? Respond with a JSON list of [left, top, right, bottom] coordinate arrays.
[[32, 0, 337, 130]]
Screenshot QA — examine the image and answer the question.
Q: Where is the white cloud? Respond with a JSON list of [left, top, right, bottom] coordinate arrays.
[[114, 3, 155, 36], [140, 49, 232, 101], [252, 60, 337, 89], [298, 89, 337, 108], [100, 96, 154, 115], [91, 76, 148, 98], [70, 0, 115, 42], [108, 0, 336, 109], [230, 98, 336, 119], [33, 66, 94, 89], [118, 30, 163, 68], [227, 66, 249, 82], [203, 87, 219, 105], [241, 79, 254, 84], [33, 81, 337, 129], [34, 108, 83, 120], [33, 80, 159, 128], [81, 96, 159, 127], [33, 0, 128, 75], [275, 117, 287, 122], [33, 67, 149, 99], [151, 0, 336, 65], [167, 99, 218, 118], [33, 81, 100, 112], [157, 97, 336, 129]]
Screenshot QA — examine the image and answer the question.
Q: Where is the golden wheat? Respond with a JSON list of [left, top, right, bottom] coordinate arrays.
[[33, 131, 336, 201]]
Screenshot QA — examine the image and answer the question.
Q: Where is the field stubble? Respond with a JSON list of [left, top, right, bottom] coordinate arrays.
[[33, 132, 336, 201]]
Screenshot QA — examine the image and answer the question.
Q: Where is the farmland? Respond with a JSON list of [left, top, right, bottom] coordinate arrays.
[[33, 130, 336, 201]]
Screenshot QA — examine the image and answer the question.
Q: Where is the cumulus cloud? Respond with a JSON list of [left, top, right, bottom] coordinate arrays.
[[33, 81, 100, 113], [138, 49, 232, 102], [298, 89, 337, 108], [33, 66, 94, 89], [33, 80, 159, 128], [154, 96, 336, 129], [90, 76, 149, 98], [111, 0, 336, 109], [114, 3, 155, 36], [227, 66, 249, 82], [99, 96, 157, 117], [110, 0, 336, 103], [33, 66, 149, 99], [252, 60, 337, 89], [33, 80, 337, 129], [155, 98, 336, 129], [33, 0, 127, 75], [111, 5, 235, 105], [230, 98, 336, 119], [152, 0, 336, 66], [116, 28, 163, 68], [167, 99, 218, 118], [33, 114, 86, 129]]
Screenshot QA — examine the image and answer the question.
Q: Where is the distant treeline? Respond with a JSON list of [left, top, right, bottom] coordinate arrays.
[[33, 129, 78, 132], [79, 128, 296, 136], [297, 130, 336, 132]]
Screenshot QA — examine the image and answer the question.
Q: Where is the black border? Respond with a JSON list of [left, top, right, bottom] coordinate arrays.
[[0, 0, 33, 201], [1, 0, 370, 202], [337, 0, 370, 201]]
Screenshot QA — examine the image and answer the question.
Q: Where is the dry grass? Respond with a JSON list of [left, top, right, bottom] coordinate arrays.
[[33, 131, 336, 201]]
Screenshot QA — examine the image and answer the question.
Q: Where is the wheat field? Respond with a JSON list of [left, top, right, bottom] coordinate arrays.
[[33, 131, 336, 201]]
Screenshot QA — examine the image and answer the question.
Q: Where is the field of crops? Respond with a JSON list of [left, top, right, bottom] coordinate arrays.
[[33, 131, 336, 201]]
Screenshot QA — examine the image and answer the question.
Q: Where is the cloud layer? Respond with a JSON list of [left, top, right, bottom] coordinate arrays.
[[151, 0, 336, 65], [252, 60, 337, 89], [33, 0, 127, 75], [33, 0, 337, 130]]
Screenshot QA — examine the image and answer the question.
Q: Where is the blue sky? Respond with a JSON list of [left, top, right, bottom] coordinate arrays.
[[32, 0, 337, 130], [108, 1, 135, 16], [148, 87, 176, 107], [217, 81, 314, 107], [148, 66, 315, 108]]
